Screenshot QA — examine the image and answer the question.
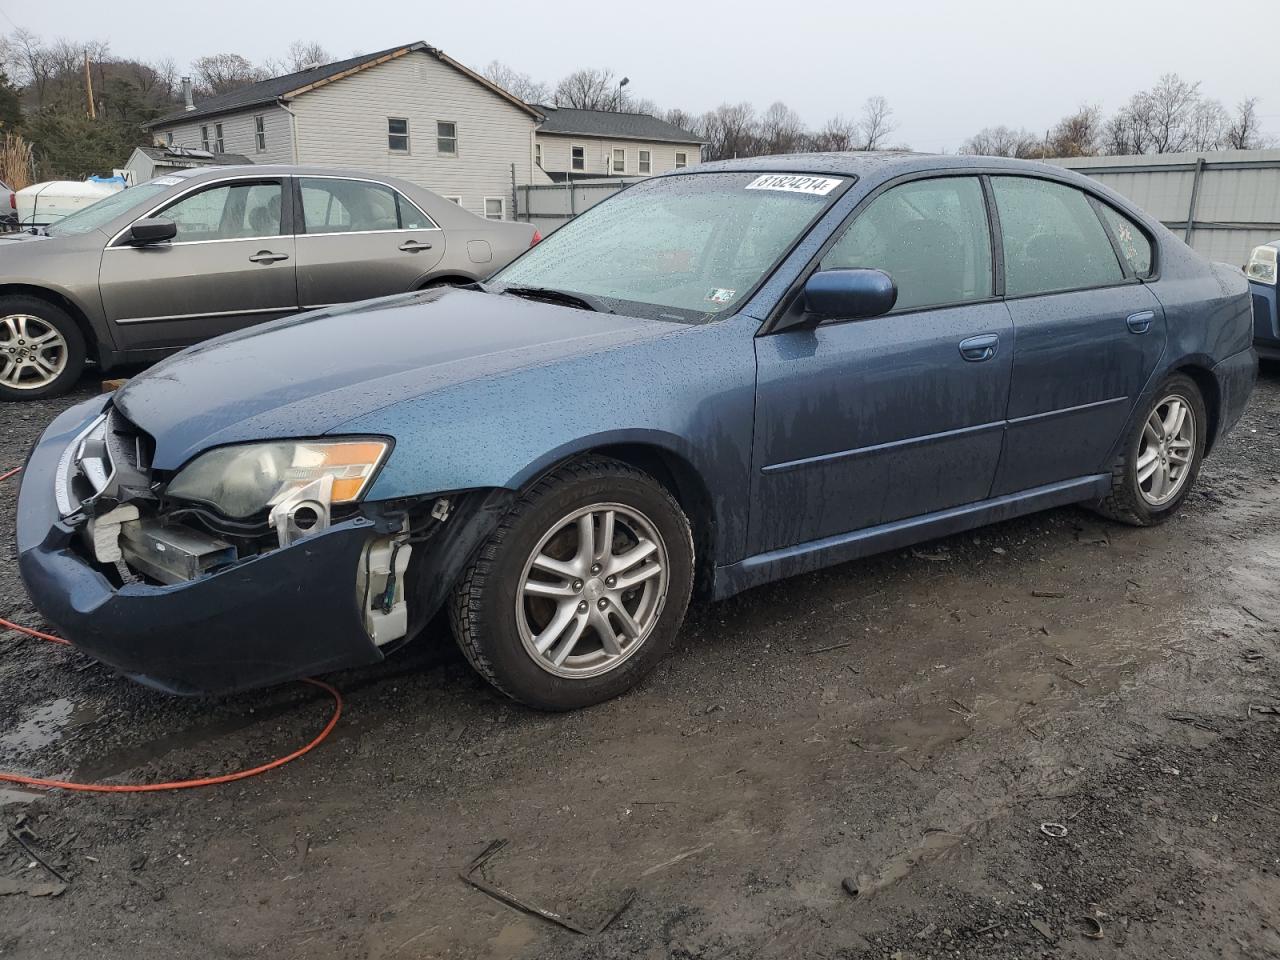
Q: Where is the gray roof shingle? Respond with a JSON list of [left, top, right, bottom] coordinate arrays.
[[535, 106, 704, 145], [147, 42, 541, 128]]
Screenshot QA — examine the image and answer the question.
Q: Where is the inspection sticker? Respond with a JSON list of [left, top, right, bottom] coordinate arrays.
[[706, 287, 737, 305], [745, 174, 843, 196]]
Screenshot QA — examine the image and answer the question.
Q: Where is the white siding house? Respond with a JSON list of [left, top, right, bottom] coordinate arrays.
[[533, 107, 704, 181], [146, 43, 543, 220]]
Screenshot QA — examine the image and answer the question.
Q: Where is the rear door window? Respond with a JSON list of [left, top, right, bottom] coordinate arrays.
[[992, 177, 1125, 296], [299, 178, 436, 234], [821, 176, 993, 311]]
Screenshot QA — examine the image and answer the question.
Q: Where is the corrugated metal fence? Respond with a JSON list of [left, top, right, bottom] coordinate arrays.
[[514, 178, 642, 236], [1053, 149, 1280, 266]]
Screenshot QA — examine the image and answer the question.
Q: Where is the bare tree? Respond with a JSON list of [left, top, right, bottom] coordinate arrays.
[[856, 95, 895, 150], [1188, 98, 1229, 151], [285, 41, 334, 73], [190, 53, 264, 98], [1135, 74, 1201, 153], [810, 115, 858, 152], [759, 100, 806, 154], [1048, 104, 1103, 157], [553, 68, 618, 110], [1225, 97, 1269, 150], [482, 60, 550, 105], [960, 125, 1041, 158], [700, 102, 759, 161], [663, 107, 700, 135]]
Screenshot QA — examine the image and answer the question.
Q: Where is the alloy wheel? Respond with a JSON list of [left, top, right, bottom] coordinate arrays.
[[1136, 393, 1196, 506], [0, 314, 69, 391], [516, 502, 670, 679]]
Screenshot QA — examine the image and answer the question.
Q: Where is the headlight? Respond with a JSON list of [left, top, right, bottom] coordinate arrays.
[[166, 439, 390, 519], [1246, 244, 1278, 285]]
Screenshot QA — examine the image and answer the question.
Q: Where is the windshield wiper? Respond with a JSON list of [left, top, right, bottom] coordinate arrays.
[[499, 285, 613, 314]]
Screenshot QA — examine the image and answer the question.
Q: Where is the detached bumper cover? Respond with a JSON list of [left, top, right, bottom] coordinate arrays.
[[15, 397, 386, 695]]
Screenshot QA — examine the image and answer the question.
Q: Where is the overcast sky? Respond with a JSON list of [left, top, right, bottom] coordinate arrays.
[[3, 0, 1271, 152]]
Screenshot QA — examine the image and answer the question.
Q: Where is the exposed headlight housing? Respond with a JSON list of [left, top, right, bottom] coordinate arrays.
[[166, 439, 390, 519], [1246, 244, 1278, 285]]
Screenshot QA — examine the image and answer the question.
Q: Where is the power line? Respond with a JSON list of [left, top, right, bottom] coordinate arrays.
[[0, 6, 20, 31]]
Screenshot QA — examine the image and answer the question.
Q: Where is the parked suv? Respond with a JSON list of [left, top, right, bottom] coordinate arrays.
[[0, 166, 537, 399]]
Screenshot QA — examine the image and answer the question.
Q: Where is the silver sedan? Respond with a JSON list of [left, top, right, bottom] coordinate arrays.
[[0, 165, 538, 399]]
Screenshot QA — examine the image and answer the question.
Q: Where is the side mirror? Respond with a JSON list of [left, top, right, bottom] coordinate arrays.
[[803, 268, 897, 320], [126, 218, 177, 245]]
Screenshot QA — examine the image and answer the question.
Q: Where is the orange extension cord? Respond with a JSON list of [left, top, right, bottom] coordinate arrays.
[[0, 465, 344, 793]]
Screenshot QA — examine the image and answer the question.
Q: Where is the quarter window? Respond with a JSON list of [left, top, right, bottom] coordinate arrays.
[[991, 177, 1124, 297], [1096, 203, 1153, 278], [298, 178, 436, 233], [388, 118, 409, 152], [571, 145, 585, 171], [484, 197, 505, 221], [674, 151, 688, 169], [158, 180, 284, 242], [437, 121, 457, 156], [821, 176, 993, 312], [638, 149, 652, 174], [612, 148, 626, 173], [254, 116, 266, 152]]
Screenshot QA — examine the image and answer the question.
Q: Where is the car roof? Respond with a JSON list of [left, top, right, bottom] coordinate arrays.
[[668, 151, 1099, 183], [165, 164, 409, 182]]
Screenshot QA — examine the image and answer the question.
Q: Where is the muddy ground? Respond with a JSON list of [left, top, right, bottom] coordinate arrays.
[[0, 370, 1278, 960]]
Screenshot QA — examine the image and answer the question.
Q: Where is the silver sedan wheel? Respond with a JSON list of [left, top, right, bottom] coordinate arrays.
[[516, 502, 670, 679], [1137, 394, 1196, 506], [0, 314, 68, 390]]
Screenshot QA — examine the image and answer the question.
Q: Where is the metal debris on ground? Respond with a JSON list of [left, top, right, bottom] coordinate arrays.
[[1076, 915, 1105, 939], [459, 839, 634, 936], [1032, 590, 1067, 599], [7, 826, 67, 884], [1039, 822, 1069, 839]]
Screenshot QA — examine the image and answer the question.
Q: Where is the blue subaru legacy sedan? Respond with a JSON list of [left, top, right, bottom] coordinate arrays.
[[16, 153, 1257, 710]]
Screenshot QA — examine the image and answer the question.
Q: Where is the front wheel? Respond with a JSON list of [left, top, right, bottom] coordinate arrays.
[[1094, 373, 1207, 526], [449, 457, 695, 710], [0, 295, 86, 401]]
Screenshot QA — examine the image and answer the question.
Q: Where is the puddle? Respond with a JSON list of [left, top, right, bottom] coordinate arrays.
[[0, 698, 101, 754]]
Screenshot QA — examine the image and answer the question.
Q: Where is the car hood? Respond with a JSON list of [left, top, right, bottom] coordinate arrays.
[[114, 289, 679, 470]]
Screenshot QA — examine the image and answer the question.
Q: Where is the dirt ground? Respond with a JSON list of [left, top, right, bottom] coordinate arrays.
[[1, 368, 1278, 960]]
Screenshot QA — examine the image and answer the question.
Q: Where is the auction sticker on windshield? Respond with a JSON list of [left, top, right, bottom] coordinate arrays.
[[745, 175, 844, 195]]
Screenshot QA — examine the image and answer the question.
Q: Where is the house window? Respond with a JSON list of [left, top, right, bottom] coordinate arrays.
[[484, 197, 505, 221], [674, 151, 688, 169], [444, 196, 462, 205], [437, 121, 457, 156], [571, 145, 585, 171], [638, 149, 651, 174], [200, 125, 209, 151], [388, 118, 410, 152], [165, 131, 174, 147], [535, 143, 542, 167], [254, 115, 266, 152], [214, 123, 224, 153], [612, 148, 626, 173]]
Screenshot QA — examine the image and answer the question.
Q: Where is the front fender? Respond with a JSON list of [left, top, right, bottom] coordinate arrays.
[[336, 315, 760, 566]]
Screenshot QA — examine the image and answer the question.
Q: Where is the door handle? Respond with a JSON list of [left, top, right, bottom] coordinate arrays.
[[398, 240, 433, 253], [1126, 310, 1155, 334], [959, 333, 1000, 362], [249, 251, 289, 264]]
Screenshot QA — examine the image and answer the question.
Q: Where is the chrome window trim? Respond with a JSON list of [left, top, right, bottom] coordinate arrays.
[[105, 234, 294, 250], [296, 226, 443, 238]]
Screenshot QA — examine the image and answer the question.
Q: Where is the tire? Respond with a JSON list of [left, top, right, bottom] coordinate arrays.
[[449, 456, 695, 710], [1093, 372, 1207, 526], [0, 295, 86, 401]]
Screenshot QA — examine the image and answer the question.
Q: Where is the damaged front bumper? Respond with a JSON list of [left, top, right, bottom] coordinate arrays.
[[14, 396, 508, 695]]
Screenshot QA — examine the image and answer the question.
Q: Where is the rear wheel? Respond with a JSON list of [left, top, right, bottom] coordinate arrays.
[[1094, 373, 1206, 526], [449, 457, 694, 710], [0, 295, 86, 401]]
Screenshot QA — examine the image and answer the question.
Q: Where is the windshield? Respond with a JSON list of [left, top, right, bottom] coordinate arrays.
[[44, 182, 172, 237], [492, 172, 848, 321]]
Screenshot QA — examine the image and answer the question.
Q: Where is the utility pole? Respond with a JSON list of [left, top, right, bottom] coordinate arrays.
[[84, 50, 96, 120]]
